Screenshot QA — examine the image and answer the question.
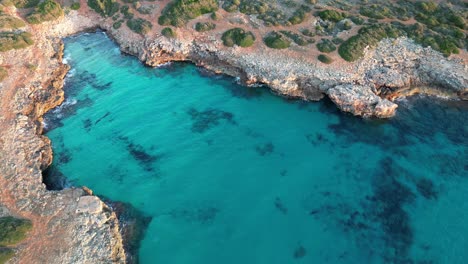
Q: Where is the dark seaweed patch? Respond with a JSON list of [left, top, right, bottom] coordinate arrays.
[[416, 178, 438, 200], [119, 136, 162, 172], [188, 108, 236, 133], [255, 142, 274, 156], [57, 149, 72, 164], [169, 207, 219, 224], [274, 197, 288, 214], [293, 245, 307, 259], [305, 133, 329, 146], [83, 118, 92, 132], [95, 112, 111, 125], [368, 158, 415, 262]]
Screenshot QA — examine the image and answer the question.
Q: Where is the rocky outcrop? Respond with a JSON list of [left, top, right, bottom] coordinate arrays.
[[111, 34, 466, 118], [328, 84, 398, 118]]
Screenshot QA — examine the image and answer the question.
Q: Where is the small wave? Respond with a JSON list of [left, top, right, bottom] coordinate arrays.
[[62, 54, 71, 64], [52, 98, 77, 118], [157, 62, 173, 68]]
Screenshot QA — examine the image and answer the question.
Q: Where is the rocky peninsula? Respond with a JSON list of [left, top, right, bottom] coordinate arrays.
[[0, 0, 466, 263]]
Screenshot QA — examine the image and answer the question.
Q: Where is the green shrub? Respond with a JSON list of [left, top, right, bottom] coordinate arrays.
[[126, 18, 152, 34], [0, 31, 33, 52], [300, 28, 315, 37], [280, 30, 313, 46], [318, 54, 333, 64], [338, 24, 404, 61], [195, 21, 215, 32], [332, 37, 343, 45], [350, 15, 364, 25], [70, 2, 80, 10], [0, 66, 7, 81], [158, 0, 218, 27], [359, 5, 393, 20], [222, 28, 255, 47], [317, 9, 346, 22], [316, 39, 336, 53], [161, 27, 176, 38], [10, 0, 39, 8], [26, 0, 63, 24], [112, 20, 123, 29], [0, 217, 32, 246], [120, 5, 134, 19], [288, 5, 310, 25], [263, 31, 290, 49], [0, 13, 26, 29], [87, 0, 120, 17], [0, 247, 14, 264]]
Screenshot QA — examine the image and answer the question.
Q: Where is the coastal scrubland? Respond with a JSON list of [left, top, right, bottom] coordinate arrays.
[[0, 216, 32, 263], [0, 0, 466, 64]]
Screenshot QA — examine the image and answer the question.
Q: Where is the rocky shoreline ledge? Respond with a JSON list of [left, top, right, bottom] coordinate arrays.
[[0, 5, 467, 264]]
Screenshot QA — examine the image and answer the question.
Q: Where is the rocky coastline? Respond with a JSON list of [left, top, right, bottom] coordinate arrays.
[[0, 4, 467, 264]]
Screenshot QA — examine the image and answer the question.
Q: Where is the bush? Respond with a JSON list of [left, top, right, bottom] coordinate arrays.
[[0, 31, 34, 52], [70, 2, 80, 10], [0, 66, 7, 81], [316, 39, 336, 53], [0, 13, 26, 29], [280, 30, 313, 46], [318, 9, 346, 22], [120, 5, 134, 19], [112, 20, 123, 29], [158, 0, 218, 27], [263, 31, 290, 49], [288, 5, 310, 25], [195, 21, 215, 32], [338, 24, 404, 61], [26, 0, 63, 24], [222, 28, 255, 47], [87, 0, 120, 17], [0, 247, 14, 264], [0, 217, 32, 246], [126, 18, 152, 34], [318, 54, 333, 64], [10, 0, 39, 8], [161, 27, 176, 38]]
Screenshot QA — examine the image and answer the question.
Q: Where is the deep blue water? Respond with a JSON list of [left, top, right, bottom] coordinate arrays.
[[44, 32, 468, 264]]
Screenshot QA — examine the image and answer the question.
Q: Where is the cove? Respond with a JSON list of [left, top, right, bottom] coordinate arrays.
[[44, 32, 468, 264]]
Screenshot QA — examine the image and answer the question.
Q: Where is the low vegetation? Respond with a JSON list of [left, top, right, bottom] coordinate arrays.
[[0, 11, 25, 29], [158, 0, 218, 27], [70, 2, 80, 10], [280, 30, 314, 46], [0, 217, 32, 247], [317, 9, 346, 22], [318, 54, 333, 64], [221, 28, 255, 47], [316, 39, 336, 53], [126, 18, 152, 34], [0, 247, 14, 264], [195, 21, 215, 32], [288, 5, 311, 25], [263, 31, 290, 49], [9, 0, 39, 8], [0, 66, 7, 81], [26, 0, 63, 24], [161, 27, 176, 38], [0, 31, 33, 52], [87, 0, 120, 17]]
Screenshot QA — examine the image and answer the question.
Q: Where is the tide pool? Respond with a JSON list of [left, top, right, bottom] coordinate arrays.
[[45, 32, 468, 264]]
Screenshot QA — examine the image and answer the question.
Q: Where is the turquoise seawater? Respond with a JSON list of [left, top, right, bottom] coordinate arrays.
[[45, 33, 468, 264]]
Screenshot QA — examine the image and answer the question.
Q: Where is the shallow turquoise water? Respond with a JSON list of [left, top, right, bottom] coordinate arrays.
[[45, 33, 468, 264]]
